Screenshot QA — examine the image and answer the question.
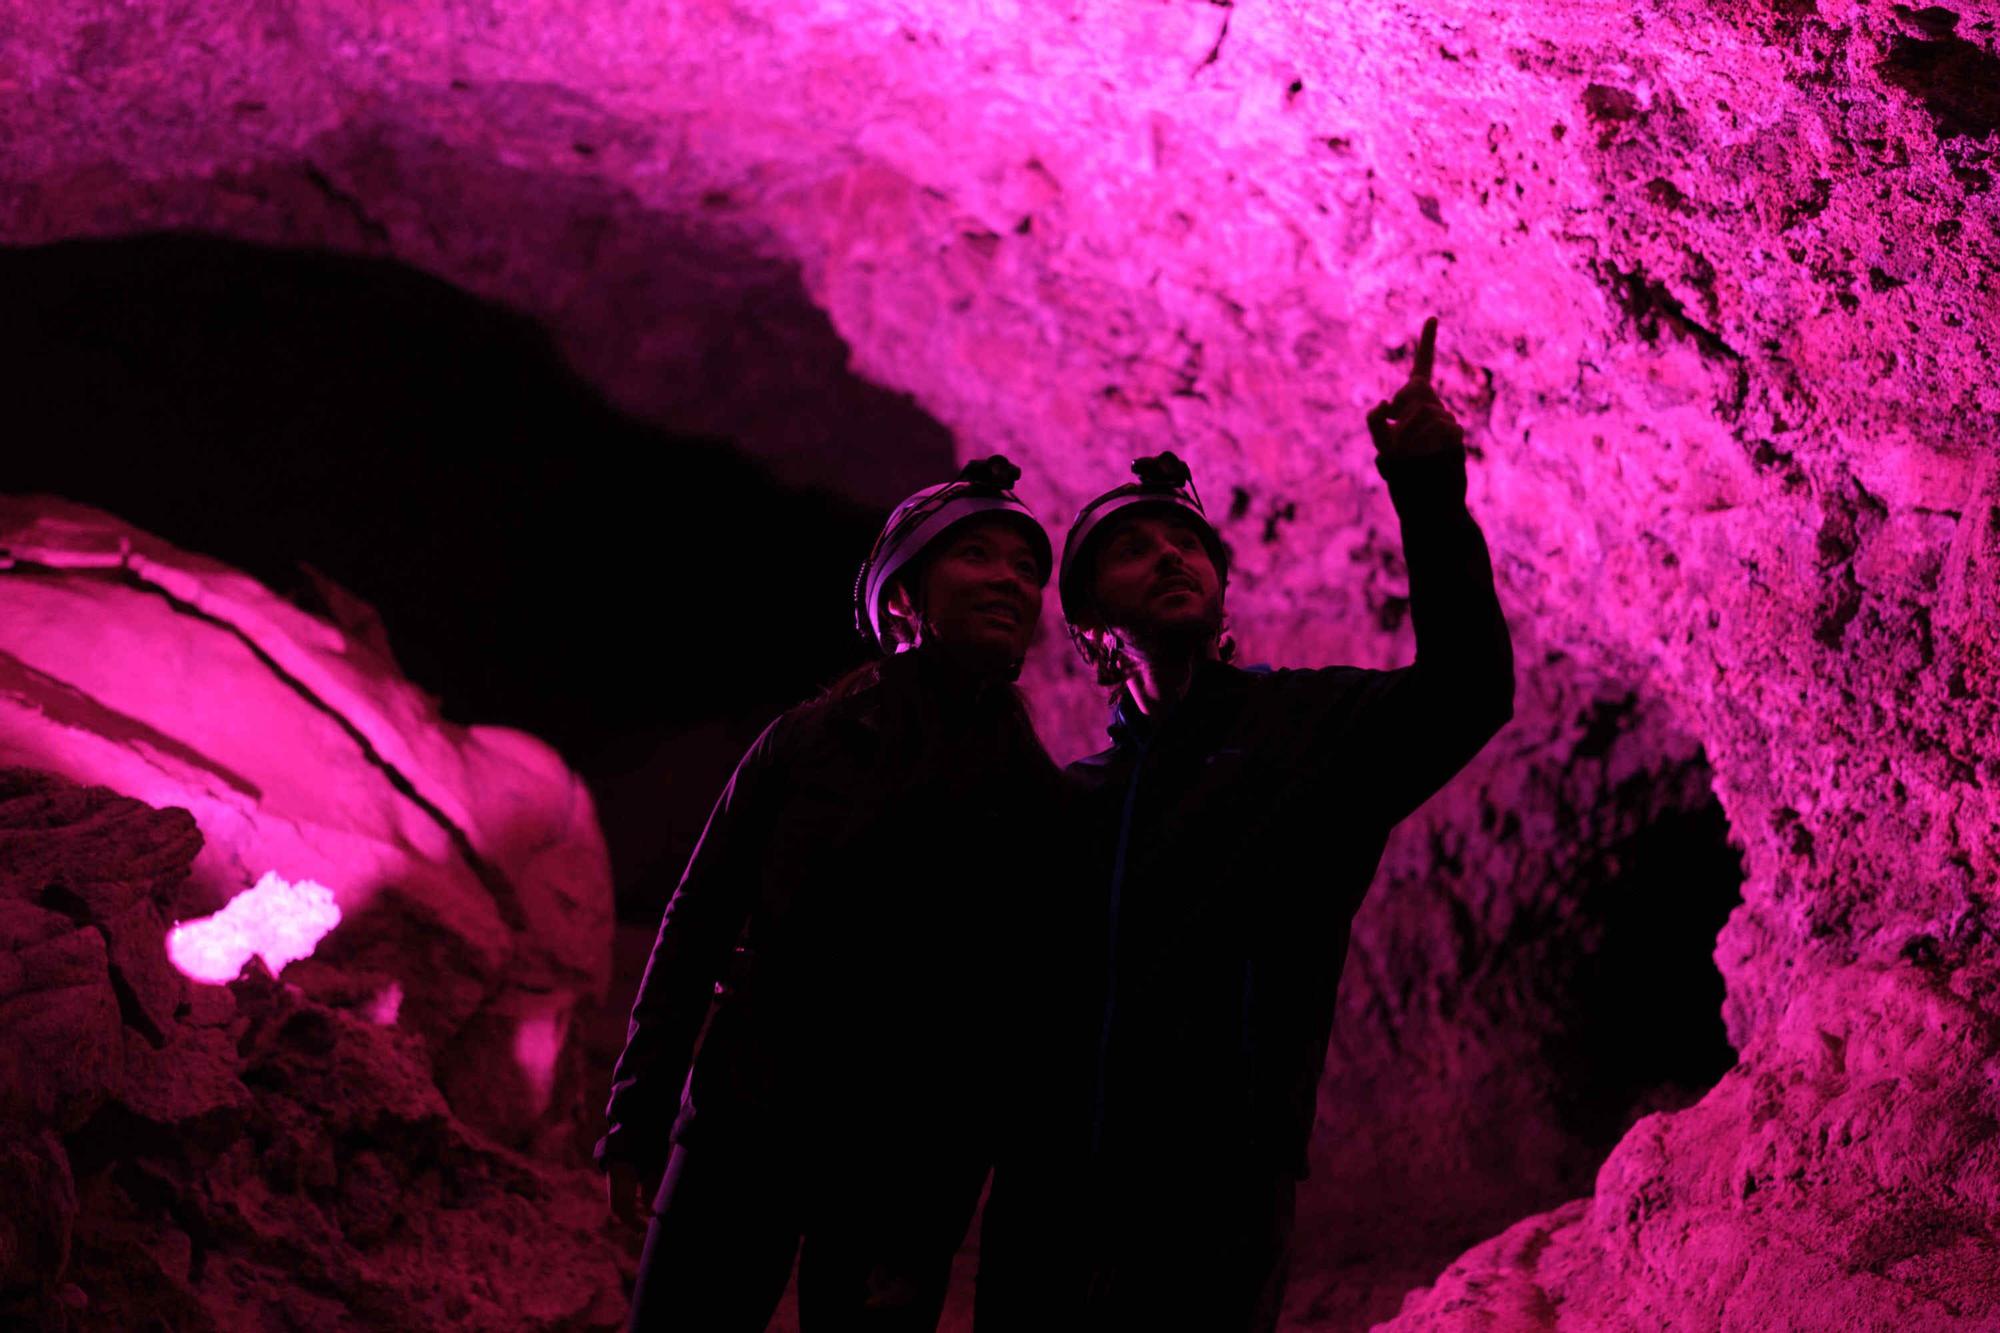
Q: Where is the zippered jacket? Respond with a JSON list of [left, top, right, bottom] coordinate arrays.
[[1068, 446, 1514, 1179]]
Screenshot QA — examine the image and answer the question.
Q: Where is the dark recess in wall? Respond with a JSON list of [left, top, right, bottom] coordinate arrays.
[[1555, 793, 1744, 1148], [2, 234, 895, 916], [1877, 12, 2000, 141]]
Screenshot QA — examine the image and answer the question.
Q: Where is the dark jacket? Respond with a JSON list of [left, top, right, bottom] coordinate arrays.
[[597, 651, 1064, 1177], [1068, 448, 1513, 1179]]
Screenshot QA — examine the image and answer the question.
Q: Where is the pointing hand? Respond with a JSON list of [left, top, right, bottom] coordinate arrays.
[[1366, 316, 1466, 461]]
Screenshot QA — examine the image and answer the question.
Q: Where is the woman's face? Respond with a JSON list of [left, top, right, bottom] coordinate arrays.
[[889, 517, 1044, 663]]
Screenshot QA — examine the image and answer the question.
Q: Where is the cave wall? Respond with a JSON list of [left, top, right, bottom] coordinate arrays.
[[4, 0, 1998, 1327], [0, 495, 623, 1148], [0, 770, 626, 1330]]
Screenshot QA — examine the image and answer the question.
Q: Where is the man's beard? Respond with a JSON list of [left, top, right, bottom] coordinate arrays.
[[1123, 597, 1224, 661]]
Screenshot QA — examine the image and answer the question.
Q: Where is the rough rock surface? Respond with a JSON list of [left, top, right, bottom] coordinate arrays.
[[4, 0, 1998, 1327], [0, 769, 627, 1331], [0, 497, 614, 1149]]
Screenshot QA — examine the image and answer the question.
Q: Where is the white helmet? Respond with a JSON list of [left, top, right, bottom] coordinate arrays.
[[853, 455, 1053, 652], [1058, 451, 1229, 629]]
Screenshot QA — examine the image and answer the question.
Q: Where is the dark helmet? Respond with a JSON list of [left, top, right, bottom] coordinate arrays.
[[854, 455, 1053, 652], [1057, 451, 1229, 627]]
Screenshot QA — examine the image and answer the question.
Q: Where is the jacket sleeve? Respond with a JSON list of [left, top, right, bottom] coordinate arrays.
[[594, 713, 788, 1173], [1343, 446, 1514, 827]]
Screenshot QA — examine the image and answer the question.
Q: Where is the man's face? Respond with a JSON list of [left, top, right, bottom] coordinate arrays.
[[1085, 509, 1223, 649], [889, 517, 1044, 662]]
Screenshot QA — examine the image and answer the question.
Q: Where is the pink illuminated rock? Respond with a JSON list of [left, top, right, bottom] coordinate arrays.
[[165, 872, 342, 984], [0, 497, 612, 1147], [1382, 957, 2000, 1332], [3, 0, 1998, 1326], [0, 770, 625, 1330], [363, 980, 404, 1026]]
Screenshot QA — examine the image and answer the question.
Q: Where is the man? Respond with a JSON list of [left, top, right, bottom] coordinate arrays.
[[1054, 318, 1513, 1329], [601, 457, 1064, 1330]]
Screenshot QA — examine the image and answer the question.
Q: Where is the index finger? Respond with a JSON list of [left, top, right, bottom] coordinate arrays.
[[1410, 316, 1439, 384]]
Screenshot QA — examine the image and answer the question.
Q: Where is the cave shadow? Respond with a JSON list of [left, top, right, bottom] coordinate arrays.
[[1551, 792, 1744, 1148], [0, 232, 955, 920]]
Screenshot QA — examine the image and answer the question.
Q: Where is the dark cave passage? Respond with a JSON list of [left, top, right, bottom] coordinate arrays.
[[1, 233, 953, 912], [1557, 788, 1745, 1148]]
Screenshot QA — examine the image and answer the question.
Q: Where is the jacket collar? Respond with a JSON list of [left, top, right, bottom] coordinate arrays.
[[847, 648, 1014, 733], [1104, 656, 1241, 750]]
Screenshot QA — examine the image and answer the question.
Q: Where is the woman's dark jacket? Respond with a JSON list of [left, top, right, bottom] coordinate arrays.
[[596, 652, 1065, 1178]]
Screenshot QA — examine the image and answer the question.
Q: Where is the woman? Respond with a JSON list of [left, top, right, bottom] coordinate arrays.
[[599, 456, 1064, 1330]]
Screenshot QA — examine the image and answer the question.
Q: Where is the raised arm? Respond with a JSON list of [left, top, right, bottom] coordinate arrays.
[[1356, 317, 1514, 824], [596, 714, 787, 1184]]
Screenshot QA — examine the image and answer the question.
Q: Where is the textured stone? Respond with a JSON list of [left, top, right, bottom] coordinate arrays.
[[0, 501, 614, 1146], [0, 925, 125, 1133], [0, 772, 628, 1331], [0, 775, 202, 922], [98, 899, 184, 1046], [0, 896, 75, 955], [115, 1021, 253, 1133], [1383, 958, 2000, 1331], [0, 1131, 78, 1292], [3, 0, 1997, 1325]]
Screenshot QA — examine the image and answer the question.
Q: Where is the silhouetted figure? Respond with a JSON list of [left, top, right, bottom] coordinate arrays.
[[599, 458, 1064, 1331], [1028, 319, 1513, 1330]]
